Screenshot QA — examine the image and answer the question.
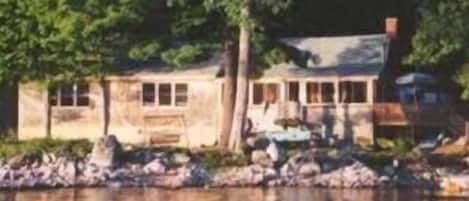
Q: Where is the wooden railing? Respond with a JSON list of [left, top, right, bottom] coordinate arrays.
[[373, 103, 451, 126]]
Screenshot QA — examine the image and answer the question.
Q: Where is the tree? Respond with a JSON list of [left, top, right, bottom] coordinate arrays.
[[0, 0, 149, 136], [406, 0, 469, 94], [162, 0, 292, 151]]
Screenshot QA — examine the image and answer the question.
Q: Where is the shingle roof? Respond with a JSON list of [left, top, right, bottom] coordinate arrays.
[[117, 34, 389, 80], [263, 34, 390, 78]]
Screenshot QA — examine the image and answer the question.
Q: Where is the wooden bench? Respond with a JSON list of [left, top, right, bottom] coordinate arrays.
[[143, 114, 187, 146]]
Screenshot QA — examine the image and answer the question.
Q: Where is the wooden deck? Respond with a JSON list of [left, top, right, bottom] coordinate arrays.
[[373, 103, 451, 126]]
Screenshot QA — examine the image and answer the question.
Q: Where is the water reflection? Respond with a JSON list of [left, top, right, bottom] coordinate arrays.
[[0, 188, 467, 201]]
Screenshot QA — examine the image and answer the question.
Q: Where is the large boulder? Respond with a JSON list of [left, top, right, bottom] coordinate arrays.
[[251, 150, 274, 167], [440, 175, 469, 193], [281, 151, 322, 177], [265, 142, 279, 162], [88, 135, 122, 168], [314, 161, 380, 188], [143, 159, 166, 175]]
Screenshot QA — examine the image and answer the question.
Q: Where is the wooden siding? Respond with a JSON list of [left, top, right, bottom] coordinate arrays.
[[373, 103, 450, 126]]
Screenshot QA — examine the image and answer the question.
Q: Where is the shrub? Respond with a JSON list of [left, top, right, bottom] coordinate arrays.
[[0, 137, 93, 159], [196, 151, 249, 173], [393, 136, 415, 154]]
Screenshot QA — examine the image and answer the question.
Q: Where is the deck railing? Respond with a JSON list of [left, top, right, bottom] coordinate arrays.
[[373, 103, 451, 126]]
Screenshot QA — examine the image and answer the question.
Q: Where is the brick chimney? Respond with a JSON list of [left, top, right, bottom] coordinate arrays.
[[385, 17, 398, 39]]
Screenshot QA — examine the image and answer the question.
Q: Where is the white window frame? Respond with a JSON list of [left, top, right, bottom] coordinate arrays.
[[141, 82, 188, 108], [50, 83, 90, 108], [304, 81, 336, 106]]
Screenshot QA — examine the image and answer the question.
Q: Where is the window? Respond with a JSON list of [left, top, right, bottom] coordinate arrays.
[[253, 83, 264, 105], [142, 83, 188, 107], [175, 84, 188, 106], [339, 81, 367, 103], [142, 83, 155, 106], [76, 83, 90, 106], [252, 83, 279, 105], [49, 83, 90, 107], [321, 83, 334, 103], [306, 83, 320, 103], [287, 82, 299, 102], [60, 84, 74, 106], [158, 83, 172, 106], [306, 82, 335, 104]]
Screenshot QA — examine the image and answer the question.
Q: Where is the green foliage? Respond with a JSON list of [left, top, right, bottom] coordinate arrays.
[[376, 138, 396, 150], [129, 41, 163, 61], [454, 63, 469, 99], [196, 150, 248, 172], [161, 44, 217, 68], [0, 138, 92, 159], [406, 0, 469, 66], [393, 136, 415, 154], [358, 151, 394, 168], [0, 0, 148, 83]]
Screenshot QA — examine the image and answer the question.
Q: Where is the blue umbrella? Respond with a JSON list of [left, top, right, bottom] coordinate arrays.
[[396, 72, 436, 85]]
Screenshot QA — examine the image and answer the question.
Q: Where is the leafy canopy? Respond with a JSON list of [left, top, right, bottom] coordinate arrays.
[[0, 0, 147, 84], [406, 0, 469, 99], [406, 0, 469, 66]]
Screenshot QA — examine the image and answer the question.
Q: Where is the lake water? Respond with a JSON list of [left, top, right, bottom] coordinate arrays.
[[0, 188, 467, 201]]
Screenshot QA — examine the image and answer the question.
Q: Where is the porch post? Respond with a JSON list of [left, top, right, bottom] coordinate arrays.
[[299, 81, 306, 105], [367, 79, 374, 104], [334, 79, 340, 103]]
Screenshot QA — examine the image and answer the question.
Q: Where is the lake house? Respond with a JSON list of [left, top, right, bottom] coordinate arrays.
[[18, 32, 400, 147]]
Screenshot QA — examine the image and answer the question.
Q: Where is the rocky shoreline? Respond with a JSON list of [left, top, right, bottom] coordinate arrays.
[[0, 135, 467, 191]]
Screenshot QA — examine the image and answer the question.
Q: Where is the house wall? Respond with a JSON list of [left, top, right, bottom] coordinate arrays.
[[242, 76, 376, 143], [18, 79, 219, 147]]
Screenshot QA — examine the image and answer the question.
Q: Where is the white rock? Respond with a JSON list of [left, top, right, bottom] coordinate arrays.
[[89, 135, 122, 168], [143, 159, 166, 175], [251, 150, 274, 167], [265, 142, 279, 162], [298, 162, 321, 176]]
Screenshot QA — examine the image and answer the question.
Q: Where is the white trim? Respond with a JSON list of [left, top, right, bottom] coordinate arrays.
[[140, 82, 189, 109]]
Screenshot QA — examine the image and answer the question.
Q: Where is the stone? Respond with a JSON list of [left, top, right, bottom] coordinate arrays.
[[143, 159, 166, 175], [184, 165, 210, 186], [298, 162, 321, 176], [57, 161, 76, 186], [89, 135, 122, 168], [251, 150, 274, 167], [314, 161, 380, 188], [441, 137, 452, 146], [7, 155, 24, 168], [172, 153, 191, 165], [265, 142, 279, 162], [246, 137, 257, 148], [440, 176, 469, 193]]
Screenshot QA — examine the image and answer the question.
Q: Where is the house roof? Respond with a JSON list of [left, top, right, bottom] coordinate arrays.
[[114, 54, 221, 80], [262, 34, 390, 79], [115, 34, 389, 80]]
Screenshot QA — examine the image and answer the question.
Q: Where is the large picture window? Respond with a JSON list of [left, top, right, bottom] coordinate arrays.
[[306, 82, 334, 104], [339, 81, 367, 103], [49, 83, 90, 107]]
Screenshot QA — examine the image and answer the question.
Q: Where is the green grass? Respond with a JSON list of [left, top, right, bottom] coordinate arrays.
[[0, 134, 93, 160]]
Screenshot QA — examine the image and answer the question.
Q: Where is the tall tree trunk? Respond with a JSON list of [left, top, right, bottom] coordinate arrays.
[[219, 39, 237, 149], [100, 78, 110, 136], [45, 88, 51, 138], [229, 0, 251, 152]]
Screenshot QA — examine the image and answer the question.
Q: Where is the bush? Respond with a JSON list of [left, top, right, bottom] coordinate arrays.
[[0, 137, 93, 159], [393, 136, 415, 154], [196, 151, 249, 173]]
